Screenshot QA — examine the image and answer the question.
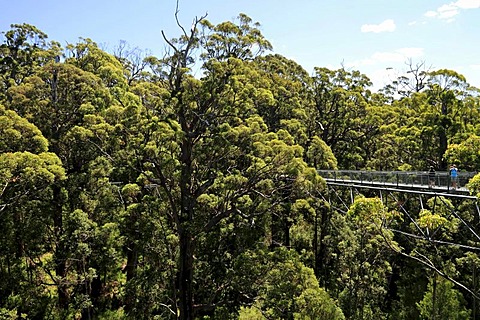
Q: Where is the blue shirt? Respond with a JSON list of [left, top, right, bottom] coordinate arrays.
[[450, 168, 458, 178]]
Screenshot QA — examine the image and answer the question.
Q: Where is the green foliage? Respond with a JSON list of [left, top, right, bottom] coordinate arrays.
[[0, 23, 61, 101], [445, 134, 480, 171], [415, 197, 459, 239], [294, 287, 345, 320], [306, 135, 337, 170], [417, 276, 470, 320], [310, 67, 377, 169], [467, 173, 480, 197], [201, 13, 272, 61], [0, 308, 22, 319], [0, 151, 65, 186], [326, 197, 398, 319], [0, 104, 48, 153], [0, 103, 65, 198], [97, 308, 126, 320], [238, 306, 264, 320], [418, 209, 449, 230], [236, 248, 344, 320]]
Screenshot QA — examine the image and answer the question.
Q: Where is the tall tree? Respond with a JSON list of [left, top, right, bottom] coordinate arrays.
[[6, 41, 127, 317], [310, 67, 377, 169], [0, 104, 65, 317], [0, 23, 61, 102], [425, 69, 469, 169], [417, 276, 470, 320], [112, 12, 326, 319], [325, 197, 398, 319]]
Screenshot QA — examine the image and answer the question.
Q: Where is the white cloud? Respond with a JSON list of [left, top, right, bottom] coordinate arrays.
[[424, 10, 438, 17], [425, 0, 480, 21], [345, 49, 426, 91], [353, 48, 425, 66], [471, 64, 480, 70], [437, 4, 460, 19], [361, 19, 396, 33], [369, 68, 396, 90], [455, 0, 480, 9], [371, 52, 405, 63], [408, 20, 427, 26], [396, 48, 425, 57]]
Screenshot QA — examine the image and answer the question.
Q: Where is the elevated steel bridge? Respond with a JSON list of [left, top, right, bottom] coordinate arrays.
[[317, 170, 480, 311], [318, 170, 478, 199], [317, 169, 480, 249]]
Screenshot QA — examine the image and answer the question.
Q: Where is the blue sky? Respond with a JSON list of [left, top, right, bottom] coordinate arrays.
[[1, 0, 479, 90]]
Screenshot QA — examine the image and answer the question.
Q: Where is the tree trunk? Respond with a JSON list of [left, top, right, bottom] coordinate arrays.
[[124, 241, 138, 315], [439, 99, 448, 170], [270, 212, 280, 249], [284, 203, 291, 248], [432, 273, 437, 320], [125, 245, 138, 282], [314, 210, 319, 275], [178, 227, 194, 320], [316, 204, 331, 283], [284, 220, 291, 248], [439, 123, 448, 170], [178, 121, 195, 320], [52, 184, 68, 310], [14, 210, 24, 258]]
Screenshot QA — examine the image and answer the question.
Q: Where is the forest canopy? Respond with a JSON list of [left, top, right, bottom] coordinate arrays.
[[1, 15, 480, 320]]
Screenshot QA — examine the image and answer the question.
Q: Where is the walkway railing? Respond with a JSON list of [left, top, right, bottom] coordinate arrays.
[[318, 170, 478, 193]]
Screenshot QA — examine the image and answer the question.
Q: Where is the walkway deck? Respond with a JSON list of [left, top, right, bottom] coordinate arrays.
[[318, 170, 478, 199]]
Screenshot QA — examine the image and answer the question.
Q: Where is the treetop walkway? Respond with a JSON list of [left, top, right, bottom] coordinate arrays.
[[318, 169, 480, 300], [317, 170, 478, 199]]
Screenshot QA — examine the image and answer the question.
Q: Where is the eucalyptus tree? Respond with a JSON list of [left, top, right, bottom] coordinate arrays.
[[382, 69, 473, 170], [236, 248, 344, 320], [0, 23, 61, 102], [310, 67, 378, 169], [244, 54, 336, 266], [369, 93, 432, 170], [0, 104, 65, 317], [200, 13, 272, 61], [252, 54, 310, 135], [6, 40, 127, 317], [377, 66, 479, 171], [322, 197, 398, 319], [423, 69, 470, 169], [385, 193, 480, 320], [113, 40, 151, 85], [108, 13, 327, 319], [417, 276, 470, 320], [444, 134, 480, 171], [381, 60, 431, 98]]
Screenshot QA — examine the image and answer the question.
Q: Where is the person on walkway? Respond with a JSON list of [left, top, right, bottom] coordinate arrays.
[[428, 166, 436, 187], [450, 164, 458, 190]]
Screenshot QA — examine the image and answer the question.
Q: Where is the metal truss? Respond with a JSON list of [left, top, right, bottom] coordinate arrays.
[[323, 182, 480, 250]]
